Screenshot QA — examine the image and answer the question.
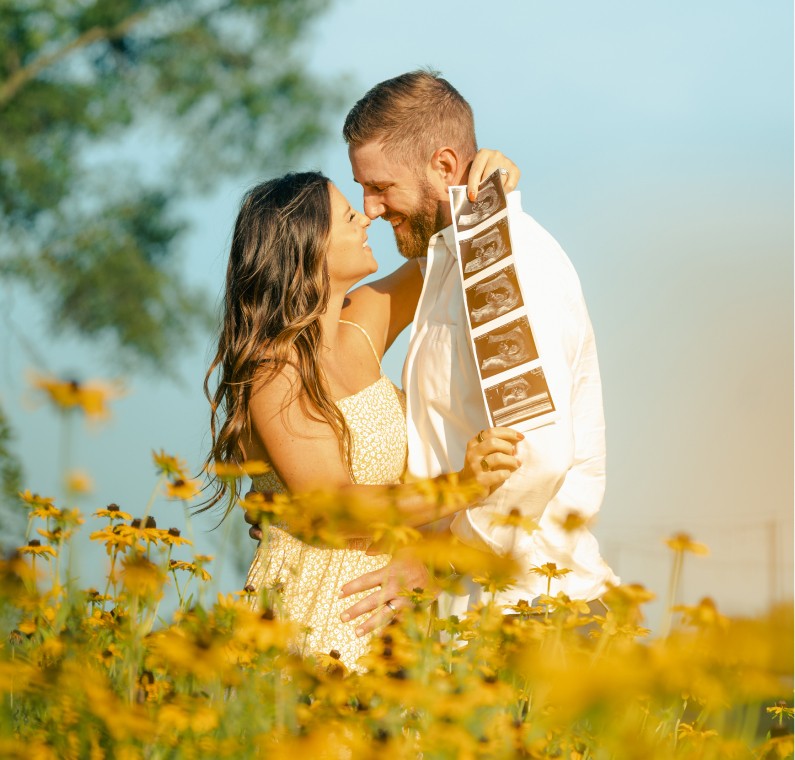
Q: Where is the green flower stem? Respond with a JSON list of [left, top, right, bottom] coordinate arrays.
[[661, 549, 684, 638], [141, 473, 166, 521]]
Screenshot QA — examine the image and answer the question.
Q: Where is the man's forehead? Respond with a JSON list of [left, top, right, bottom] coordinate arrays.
[[349, 141, 413, 184]]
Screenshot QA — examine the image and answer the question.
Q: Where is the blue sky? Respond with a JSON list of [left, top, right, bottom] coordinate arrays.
[[2, 0, 792, 629]]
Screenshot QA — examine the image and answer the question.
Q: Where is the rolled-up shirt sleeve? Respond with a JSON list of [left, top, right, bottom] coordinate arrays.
[[449, 214, 616, 601]]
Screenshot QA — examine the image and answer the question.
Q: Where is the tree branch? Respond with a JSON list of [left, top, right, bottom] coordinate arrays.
[[0, 10, 151, 107]]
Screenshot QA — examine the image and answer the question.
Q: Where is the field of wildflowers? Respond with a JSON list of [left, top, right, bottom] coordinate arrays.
[[1, 376, 792, 759]]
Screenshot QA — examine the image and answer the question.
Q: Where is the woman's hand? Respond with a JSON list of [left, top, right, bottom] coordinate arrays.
[[459, 426, 524, 494], [468, 150, 521, 202]]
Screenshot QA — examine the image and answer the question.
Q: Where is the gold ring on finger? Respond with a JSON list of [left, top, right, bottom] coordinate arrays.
[[480, 457, 490, 472], [477, 430, 485, 443], [385, 600, 398, 612]]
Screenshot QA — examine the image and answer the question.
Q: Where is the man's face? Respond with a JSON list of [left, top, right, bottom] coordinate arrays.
[[349, 141, 448, 260]]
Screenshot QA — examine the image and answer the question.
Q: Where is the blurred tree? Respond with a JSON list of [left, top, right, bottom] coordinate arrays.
[[0, 0, 342, 371], [0, 0, 343, 532]]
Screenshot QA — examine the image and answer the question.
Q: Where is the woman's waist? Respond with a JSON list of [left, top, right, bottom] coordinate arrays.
[[266, 523, 381, 554]]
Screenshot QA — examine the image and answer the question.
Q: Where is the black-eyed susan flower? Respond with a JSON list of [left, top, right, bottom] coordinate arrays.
[[665, 532, 709, 556], [207, 460, 270, 479], [152, 450, 189, 480], [472, 570, 517, 595], [31, 374, 122, 419], [165, 478, 201, 501], [766, 700, 794, 724], [35, 527, 72, 543], [89, 525, 136, 555], [18, 490, 57, 512], [120, 554, 166, 600], [169, 558, 212, 582], [673, 597, 729, 629], [93, 503, 133, 521], [555, 510, 591, 533], [489, 507, 539, 535], [52, 508, 84, 530], [529, 562, 572, 597], [64, 469, 93, 494], [17, 540, 56, 559], [116, 517, 164, 549], [369, 522, 422, 552], [160, 527, 192, 548]]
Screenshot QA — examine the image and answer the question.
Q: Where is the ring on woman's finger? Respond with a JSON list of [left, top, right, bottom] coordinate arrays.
[[480, 457, 490, 472], [477, 430, 485, 443], [385, 600, 398, 612], [498, 167, 508, 176]]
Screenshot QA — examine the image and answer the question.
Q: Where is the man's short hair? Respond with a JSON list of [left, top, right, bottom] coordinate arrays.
[[343, 69, 478, 170]]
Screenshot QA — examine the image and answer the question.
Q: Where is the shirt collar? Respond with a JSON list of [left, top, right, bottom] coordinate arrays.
[[430, 190, 523, 259]]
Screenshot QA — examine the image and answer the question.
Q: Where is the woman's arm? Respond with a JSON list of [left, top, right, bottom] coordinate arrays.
[[247, 366, 522, 533], [341, 259, 423, 358]]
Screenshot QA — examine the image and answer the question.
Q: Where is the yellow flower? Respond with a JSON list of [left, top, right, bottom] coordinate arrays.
[[160, 527, 192, 547], [169, 559, 212, 582], [673, 597, 729, 629], [146, 627, 233, 683], [530, 561, 572, 581], [504, 598, 544, 617], [555, 510, 591, 532], [93, 503, 133, 521], [489, 507, 539, 535], [238, 490, 289, 524], [207, 460, 270, 478], [64, 469, 93, 494], [665, 532, 709, 555], [152, 449, 189, 479], [17, 540, 57, 559], [473, 570, 518, 594], [35, 527, 75, 542], [165, 478, 202, 501], [89, 525, 136, 555], [677, 722, 719, 741], [53, 507, 84, 529], [18, 490, 56, 511], [31, 374, 122, 419], [369, 522, 422, 552], [766, 701, 795, 723], [530, 561, 572, 597], [314, 649, 349, 678], [120, 554, 166, 599], [116, 517, 164, 549]]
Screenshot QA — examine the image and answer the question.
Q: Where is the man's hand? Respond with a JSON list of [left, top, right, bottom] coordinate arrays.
[[338, 548, 439, 637]]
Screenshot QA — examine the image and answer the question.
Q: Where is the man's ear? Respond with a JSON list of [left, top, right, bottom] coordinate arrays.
[[429, 146, 462, 187]]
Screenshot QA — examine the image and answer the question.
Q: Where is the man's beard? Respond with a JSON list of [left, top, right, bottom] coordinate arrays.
[[393, 180, 446, 259]]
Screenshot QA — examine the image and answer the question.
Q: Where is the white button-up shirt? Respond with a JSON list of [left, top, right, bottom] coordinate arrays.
[[403, 191, 619, 608]]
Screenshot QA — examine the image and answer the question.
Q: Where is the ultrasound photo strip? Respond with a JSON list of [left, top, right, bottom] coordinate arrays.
[[449, 170, 557, 432]]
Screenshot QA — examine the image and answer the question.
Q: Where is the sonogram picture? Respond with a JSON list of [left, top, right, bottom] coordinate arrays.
[[449, 171, 556, 431]]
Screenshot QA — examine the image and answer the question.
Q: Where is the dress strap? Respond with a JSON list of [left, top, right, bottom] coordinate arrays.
[[338, 319, 382, 372]]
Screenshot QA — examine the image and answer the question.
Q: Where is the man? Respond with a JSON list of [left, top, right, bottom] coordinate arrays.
[[336, 70, 618, 635]]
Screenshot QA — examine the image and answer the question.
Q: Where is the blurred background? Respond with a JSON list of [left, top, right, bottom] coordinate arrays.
[[0, 0, 791, 631]]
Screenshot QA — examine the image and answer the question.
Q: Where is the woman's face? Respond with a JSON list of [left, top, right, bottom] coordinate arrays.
[[325, 184, 377, 288]]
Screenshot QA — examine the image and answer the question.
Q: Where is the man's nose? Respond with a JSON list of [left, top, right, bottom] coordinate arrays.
[[363, 195, 385, 220]]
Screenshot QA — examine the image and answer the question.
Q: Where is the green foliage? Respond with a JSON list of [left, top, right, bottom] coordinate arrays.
[[0, 406, 23, 547], [0, 0, 342, 371]]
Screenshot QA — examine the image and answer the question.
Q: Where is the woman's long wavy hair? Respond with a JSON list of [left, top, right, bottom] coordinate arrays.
[[199, 172, 352, 515]]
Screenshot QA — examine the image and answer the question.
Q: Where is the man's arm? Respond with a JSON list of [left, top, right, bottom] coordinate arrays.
[[448, 210, 614, 599], [337, 547, 439, 636]]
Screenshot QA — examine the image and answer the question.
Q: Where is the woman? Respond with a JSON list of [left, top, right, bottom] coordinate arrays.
[[204, 161, 523, 670]]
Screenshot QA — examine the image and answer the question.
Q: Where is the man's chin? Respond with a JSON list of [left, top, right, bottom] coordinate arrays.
[[394, 233, 427, 260]]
